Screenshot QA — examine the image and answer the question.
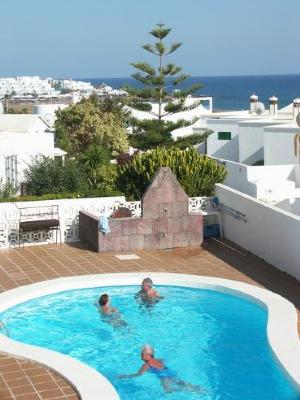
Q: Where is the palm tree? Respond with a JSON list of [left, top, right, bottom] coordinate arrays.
[[79, 144, 110, 188]]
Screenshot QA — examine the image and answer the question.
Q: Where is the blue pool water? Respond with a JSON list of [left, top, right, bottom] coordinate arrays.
[[1, 286, 299, 400]]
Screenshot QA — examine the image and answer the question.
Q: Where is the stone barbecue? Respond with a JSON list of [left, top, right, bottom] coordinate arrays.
[[79, 167, 203, 252]]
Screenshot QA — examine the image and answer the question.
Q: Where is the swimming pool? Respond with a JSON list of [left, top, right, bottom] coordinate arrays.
[[0, 274, 300, 400]]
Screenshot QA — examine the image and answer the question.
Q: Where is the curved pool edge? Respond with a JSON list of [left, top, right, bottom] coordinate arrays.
[[0, 273, 299, 400], [0, 335, 119, 400]]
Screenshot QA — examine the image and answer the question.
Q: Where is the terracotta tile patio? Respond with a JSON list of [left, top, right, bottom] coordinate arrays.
[[0, 238, 299, 399]]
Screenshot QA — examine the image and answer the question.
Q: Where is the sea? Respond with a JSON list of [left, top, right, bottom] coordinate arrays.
[[79, 75, 300, 112]]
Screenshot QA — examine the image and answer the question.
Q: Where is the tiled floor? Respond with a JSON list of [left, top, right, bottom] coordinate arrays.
[[0, 238, 299, 399], [0, 354, 78, 400]]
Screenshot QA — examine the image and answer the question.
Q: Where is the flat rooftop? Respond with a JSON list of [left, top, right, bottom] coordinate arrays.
[[0, 239, 299, 400]]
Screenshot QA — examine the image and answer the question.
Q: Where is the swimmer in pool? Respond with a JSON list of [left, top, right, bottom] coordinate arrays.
[[135, 278, 163, 308], [118, 345, 205, 394], [98, 294, 127, 329]]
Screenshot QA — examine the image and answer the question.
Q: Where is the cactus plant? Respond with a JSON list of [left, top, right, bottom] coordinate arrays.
[[117, 147, 227, 199]]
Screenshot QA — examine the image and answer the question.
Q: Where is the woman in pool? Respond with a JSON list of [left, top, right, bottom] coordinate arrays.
[[135, 278, 163, 307], [98, 294, 127, 329], [118, 345, 204, 394]]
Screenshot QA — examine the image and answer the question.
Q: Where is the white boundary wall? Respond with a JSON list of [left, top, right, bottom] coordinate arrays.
[[216, 184, 300, 280], [221, 159, 298, 202], [221, 160, 257, 197], [264, 125, 300, 165], [276, 198, 300, 217]]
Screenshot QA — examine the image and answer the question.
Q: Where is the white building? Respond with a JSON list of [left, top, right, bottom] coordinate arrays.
[[206, 116, 290, 165], [32, 103, 69, 128], [94, 84, 127, 98], [200, 93, 300, 281], [0, 115, 66, 192], [56, 79, 94, 93], [128, 95, 212, 121], [127, 95, 213, 138], [203, 95, 300, 166], [220, 159, 300, 203], [0, 76, 58, 98], [199, 95, 300, 211]]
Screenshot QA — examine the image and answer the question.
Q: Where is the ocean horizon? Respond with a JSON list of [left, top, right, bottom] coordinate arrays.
[[78, 74, 300, 111]]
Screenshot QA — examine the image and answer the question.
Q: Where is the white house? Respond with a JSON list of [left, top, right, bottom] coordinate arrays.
[[55, 79, 94, 93], [32, 103, 69, 128], [126, 92, 300, 165], [263, 123, 300, 165], [220, 159, 300, 202], [200, 95, 300, 218], [127, 95, 213, 138], [210, 97, 300, 282], [0, 76, 58, 98], [204, 95, 300, 166], [0, 115, 66, 192]]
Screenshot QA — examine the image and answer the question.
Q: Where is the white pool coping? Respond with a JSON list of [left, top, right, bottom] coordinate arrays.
[[0, 273, 300, 399]]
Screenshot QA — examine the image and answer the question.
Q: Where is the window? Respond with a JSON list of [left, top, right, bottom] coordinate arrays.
[[5, 155, 18, 187], [218, 131, 231, 140]]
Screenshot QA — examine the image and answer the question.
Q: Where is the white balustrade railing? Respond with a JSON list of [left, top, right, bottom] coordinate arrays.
[[188, 197, 216, 213], [0, 196, 212, 249], [0, 196, 125, 249], [114, 201, 142, 218]]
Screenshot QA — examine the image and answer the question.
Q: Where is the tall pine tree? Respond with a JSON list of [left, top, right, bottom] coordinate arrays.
[[125, 23, 204, 150]]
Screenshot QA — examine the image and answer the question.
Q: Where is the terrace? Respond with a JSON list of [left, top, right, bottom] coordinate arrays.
[[0, 239, 300, 400], [0, 169, 299, 399]]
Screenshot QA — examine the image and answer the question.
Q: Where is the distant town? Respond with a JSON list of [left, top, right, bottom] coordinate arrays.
[[0, 76, 127, 112]]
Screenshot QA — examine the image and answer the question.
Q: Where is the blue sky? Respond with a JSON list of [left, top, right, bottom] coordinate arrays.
[[0, 0, 299, 78]]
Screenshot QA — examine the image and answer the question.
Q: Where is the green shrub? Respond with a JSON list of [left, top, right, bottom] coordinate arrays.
[[84, 188, 123, 198], [78, 145, 111, 188], [0, 189, 123, 203], [54, 96, 129, 157], [0, 180, 17, 199], [95, 163, 119, 192], [24, 157, 88, 196], [0, 192, 80, 203], [117, 147, 227, 199]]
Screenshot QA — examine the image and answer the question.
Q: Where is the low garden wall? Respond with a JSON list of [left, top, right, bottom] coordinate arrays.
[[0, 196, 126, 248], [0, 195, 212, 250]]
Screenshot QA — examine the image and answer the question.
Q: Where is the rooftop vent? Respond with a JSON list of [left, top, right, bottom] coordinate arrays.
[[254, 102, 265, 115], [293, 98, 300, 119], [269, 95, 278, 116], [296, 112, 300, 127], [250, 93, 258, 113]]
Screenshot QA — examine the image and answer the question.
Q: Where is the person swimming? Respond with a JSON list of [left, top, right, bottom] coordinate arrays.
[[135, 278, 163, 308], [118, 345, 205, 394], [98, 294, 127, 329]]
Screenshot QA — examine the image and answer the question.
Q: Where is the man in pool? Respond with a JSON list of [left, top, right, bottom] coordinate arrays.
[[98, 294, 127, 329], [118, 345, 205, 394], [135, 278, 163, 307]]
